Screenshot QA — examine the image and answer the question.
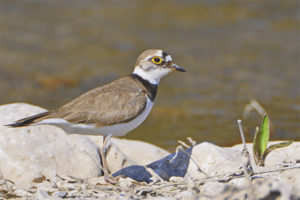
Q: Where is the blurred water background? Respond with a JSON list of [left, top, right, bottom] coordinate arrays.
[[0, 0, 299, 151]]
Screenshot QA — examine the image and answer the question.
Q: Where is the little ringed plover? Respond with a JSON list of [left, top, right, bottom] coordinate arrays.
[[7, 49, 186, 183]]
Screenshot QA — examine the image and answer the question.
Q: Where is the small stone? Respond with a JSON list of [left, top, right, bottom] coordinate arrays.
[[169, 176, 185, 183], [35, 181, 57, 193], [66, 189, 78, 198], [14, 188, 31, 197], [175, 189, 196, 199], [59, 175, 78, 183], [95, 192, 109, 198], [87, 176, 107, 186], [64, 183, 76, 190], [80, 183, 87, 190], [52, 191, 67, 198], [0, 182, 10, 193], [201, 181, 225, 197], [119, 177, 134, 190], [56, 180, 66, 189], [35, 189, 51, 200]]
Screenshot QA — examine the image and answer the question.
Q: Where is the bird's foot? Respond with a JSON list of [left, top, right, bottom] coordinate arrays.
[[104, 172, 119, 185]]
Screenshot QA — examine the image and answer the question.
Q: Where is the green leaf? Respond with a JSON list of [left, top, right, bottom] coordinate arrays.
[[260, 114, 270, 154], [253, 114, 270, 165], [259, 140, 293, 166]]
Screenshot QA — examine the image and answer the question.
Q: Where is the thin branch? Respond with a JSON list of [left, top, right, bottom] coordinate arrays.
[[237, 120, 254, 180], [169, 145, 182, 163], [238, 120, 247, 149], [176, 146, 207, 177], [187, 137, 196, 146], [178, 140, 191, 149], [254, 164, 300, 175]]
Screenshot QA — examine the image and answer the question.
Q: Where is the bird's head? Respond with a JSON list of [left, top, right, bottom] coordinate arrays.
[[133, 49, 186, 85]]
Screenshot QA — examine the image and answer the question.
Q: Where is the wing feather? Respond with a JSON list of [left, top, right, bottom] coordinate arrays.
[[45, 77, 148, 126]]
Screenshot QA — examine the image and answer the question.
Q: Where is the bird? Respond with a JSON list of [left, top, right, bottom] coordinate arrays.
[[6, 49, 186, 183]]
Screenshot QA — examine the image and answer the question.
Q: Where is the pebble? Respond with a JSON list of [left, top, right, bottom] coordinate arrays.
[[119, 177, 134, 190], [80, 183, 87, 190], [35, 189, 51, 200], [86, 176, 107, 186], [35, 181, 57, 193], [52, 191, 67, 198], [67, 189, 79, 197], [56, 180, 65, 188], [169, 176, 185, 183], [201, 181, 226, 197], [14, 188, 32, 197], [64, 183, 77, 190]]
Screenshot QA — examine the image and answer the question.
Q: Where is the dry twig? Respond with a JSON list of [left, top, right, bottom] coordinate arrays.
[[237, 120, 254, 180]]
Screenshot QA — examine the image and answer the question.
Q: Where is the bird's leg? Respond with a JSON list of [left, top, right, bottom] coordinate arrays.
[[100, 135, 118, 184], [100, 136, 109, 174]]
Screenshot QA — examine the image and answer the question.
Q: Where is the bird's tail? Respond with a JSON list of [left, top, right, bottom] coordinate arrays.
[[5, 112, 50, 127]]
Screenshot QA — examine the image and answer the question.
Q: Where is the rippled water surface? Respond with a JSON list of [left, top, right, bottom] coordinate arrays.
[[0, 1, 299, 151]]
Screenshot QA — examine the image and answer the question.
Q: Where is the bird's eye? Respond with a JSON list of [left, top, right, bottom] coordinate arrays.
[[151, 56, 163, 64]]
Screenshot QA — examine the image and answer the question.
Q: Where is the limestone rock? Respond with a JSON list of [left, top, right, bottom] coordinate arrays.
[[0, 103, 102, 187], [185, 142, 242, 180], [231, 141, 300, 166]]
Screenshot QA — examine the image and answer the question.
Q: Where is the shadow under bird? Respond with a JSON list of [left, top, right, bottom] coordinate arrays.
[[6, 49, 186, 183]]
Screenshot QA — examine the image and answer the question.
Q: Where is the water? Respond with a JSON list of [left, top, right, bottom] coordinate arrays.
[[0, 1, 299, 151]]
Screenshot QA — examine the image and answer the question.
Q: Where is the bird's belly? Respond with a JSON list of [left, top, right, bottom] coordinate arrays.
[[36, 100, 154, 137]]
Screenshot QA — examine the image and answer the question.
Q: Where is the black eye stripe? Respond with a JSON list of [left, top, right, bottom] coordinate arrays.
[[162, 51, 168, 58]]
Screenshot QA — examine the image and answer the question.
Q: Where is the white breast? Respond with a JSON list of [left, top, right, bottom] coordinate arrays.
[[35, 99, 154, 137]]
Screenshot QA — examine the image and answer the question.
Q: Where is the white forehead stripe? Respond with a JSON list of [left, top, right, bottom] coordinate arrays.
[[144, 51, 169, 61], [144, 55, 154, 61], [165, 55, 172, 62]]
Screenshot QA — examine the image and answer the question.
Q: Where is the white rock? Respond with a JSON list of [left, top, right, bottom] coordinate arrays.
[[201, 181, 226, 197], [63, 183, 77, 191], [188, 141, 300, 196], [186, 142, 242, 180], [118, 177, 134, 190], [52, 191, 67, 198], [34, 189, 51, 200], [175, 188, 197, 199], [80, 183, 87, 190], [86, 176, 107, 186], [231, 141, 300, 167], [169, 176, 185, 183], [14, 188, 32, 197], [35, 181, 57, 193], [0, 103, 102, 187]]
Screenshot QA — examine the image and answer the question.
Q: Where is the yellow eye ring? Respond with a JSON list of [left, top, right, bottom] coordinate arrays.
[[151, 56, 163, 64]]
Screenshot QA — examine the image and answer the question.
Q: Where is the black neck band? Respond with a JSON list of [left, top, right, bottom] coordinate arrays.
[[130, 73, 158, 101]]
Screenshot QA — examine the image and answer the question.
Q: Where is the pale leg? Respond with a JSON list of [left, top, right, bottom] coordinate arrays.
[[100, 135, 118, 184]]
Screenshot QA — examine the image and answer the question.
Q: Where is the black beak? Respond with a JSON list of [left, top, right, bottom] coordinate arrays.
[[172, 63, 186, 72]]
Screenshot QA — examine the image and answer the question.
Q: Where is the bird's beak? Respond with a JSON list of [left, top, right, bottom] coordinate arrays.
[[172, 63, 186, 72]]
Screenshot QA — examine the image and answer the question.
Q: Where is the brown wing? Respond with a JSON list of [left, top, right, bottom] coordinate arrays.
[[44, 76, 148, 126]]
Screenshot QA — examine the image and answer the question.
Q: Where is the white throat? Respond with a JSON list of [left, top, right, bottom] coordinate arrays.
[[133, 66, 171, 85]]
